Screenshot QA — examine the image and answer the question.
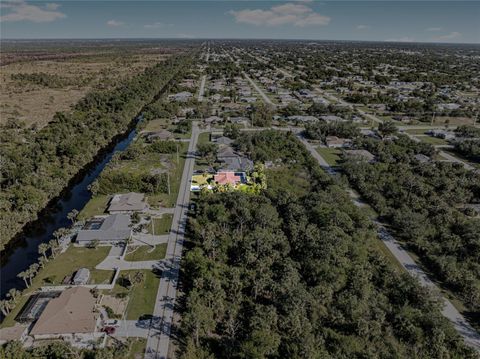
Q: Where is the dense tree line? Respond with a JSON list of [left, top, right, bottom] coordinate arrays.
[[454, 126, 480, 162], [178, 130, 476, 358], [342, 135, 480, 319], [0, 53, 194, 249], [0, 338, 140, 358], [304, 121, 360, 141], [11, 72, 81, 88]]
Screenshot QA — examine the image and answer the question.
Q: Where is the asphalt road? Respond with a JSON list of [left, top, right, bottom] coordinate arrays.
[[144, 122, 200, 359], [198, 75, 206, 102], [243, 71, 276, 107]]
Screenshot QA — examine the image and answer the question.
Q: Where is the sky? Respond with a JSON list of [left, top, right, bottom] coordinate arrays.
[[1, 1, 479, 43]]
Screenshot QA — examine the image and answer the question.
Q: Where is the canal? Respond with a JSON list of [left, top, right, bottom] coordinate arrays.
[[0, 124, 138, 299]]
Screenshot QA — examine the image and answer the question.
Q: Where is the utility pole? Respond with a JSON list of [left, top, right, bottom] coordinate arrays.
[[167, 173, 170, 196], [176, 143, 179, 164]]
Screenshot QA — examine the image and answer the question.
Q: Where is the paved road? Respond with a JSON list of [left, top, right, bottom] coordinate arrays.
[[198, 75, 206, 102], [439, 150, 476, 170], [243, 71, 275, 107], [114, 320, 150, 338], [145, 122, 200, 359], [300, 137, 480, 353]]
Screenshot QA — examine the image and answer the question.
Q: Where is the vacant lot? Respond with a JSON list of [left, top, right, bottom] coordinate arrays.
[[1, 53, 167, 128]]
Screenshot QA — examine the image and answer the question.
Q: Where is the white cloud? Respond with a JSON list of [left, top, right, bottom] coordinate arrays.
[[107, 19, 124, 27], [357, 24, 370, 30], [229, 2, 330, 27], [426, 27, 442, 32], [434, 31, 461, 41], [144, 22, 171, 29], [0, 1, 65, 23], [45, 3, 60, 11], [385, 36, 415, 42]]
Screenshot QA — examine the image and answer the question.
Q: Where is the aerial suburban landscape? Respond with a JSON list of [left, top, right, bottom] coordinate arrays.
[[0, 1, 479, 358]]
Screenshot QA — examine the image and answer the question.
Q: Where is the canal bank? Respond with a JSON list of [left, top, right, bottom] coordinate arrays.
[[0, 56, 192, 300]]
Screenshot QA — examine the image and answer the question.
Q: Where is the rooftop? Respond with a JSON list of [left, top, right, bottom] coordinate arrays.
[[30, 287, 97, 336]]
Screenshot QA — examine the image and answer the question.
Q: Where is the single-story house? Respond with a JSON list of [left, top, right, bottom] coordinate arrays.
[[213, 136, 233, 146], [30, 287, 98, 340], [144, 129, 173, 142], [320, 115, 347, 123], [326, 136, 351, 148], [204, 116, 223, 125], [344, 149, 376, 163], [414, 154, 431, 163], [108, 192, 147, 213], [214, 172, 245, 186], [168, 91, 193, 102], [286, 115, 318, 123], [76, 214, 131, 245]]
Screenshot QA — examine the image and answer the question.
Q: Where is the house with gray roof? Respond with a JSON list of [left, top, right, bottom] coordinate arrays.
[[108, 192, 147, 213], [76, 214, 131, 245]]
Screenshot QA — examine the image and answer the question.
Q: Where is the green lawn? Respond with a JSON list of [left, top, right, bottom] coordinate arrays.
[[127, 338, 147, 359], [78, 195, 110, 220], [197, 132, 211, 145], [36, 246, 113, 286], [404, 129, 430, 135], [419, 136, 448, 145], [316, 147, 342, 166], [124, 244, 167, 261], [142, 118, 170, 132], [147, 214, 173, 235], [1, 246, 112, 328], [109, 270, 160, 320], [147, 142, 188, 207]]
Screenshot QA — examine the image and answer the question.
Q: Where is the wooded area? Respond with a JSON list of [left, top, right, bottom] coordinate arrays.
[[0, 53, 193, 249], [178, 131, 476, 358], [343, 135, 480, 323]]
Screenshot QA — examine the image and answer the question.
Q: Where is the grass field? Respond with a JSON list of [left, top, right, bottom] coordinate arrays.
[[110, 269, 160, 320], [0, 245, 112, 328], [141, 118, 170, 132], [316, 147, 342, 166], [127, 338, 147, 359], [78, 195, 110, 220], [124, 243, 167, 261], [147, 214, 173, 235], [1, 53, 167, 128], [147, 142, 188, 207], [418, 136, 449, 145]]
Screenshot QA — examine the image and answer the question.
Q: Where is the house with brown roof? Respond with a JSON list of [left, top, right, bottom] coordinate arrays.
[[30, 287, 98, 340]]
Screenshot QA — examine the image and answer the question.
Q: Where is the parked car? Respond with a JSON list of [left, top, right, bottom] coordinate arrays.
[[103, 319, 119, 327], [102, 326, 116, 335]]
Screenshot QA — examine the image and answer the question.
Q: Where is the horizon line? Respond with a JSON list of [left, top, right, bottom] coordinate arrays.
[[1, 37, 479, 46]]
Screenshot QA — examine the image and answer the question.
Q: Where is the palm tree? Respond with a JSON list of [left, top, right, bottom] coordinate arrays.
[[49, 239, 59, 258], [6, 288, 20, 304], [27, 263, 39, 286], [67, 209, 79, 225], [17, 271, 29, 288], [38, 243, 50, 261], [53, 228, 66, 245], [0, 300, 10, 316], [39, 256, 48, 269]]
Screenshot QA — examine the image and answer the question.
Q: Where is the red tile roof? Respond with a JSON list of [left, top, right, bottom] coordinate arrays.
[[214, 172, 241, 186]]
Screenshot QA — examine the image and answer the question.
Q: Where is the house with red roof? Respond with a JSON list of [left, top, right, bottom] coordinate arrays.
[[214, 172, 242, 186]]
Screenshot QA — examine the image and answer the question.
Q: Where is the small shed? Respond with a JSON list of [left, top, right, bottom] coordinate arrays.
[[73, 268, 90, 285]]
